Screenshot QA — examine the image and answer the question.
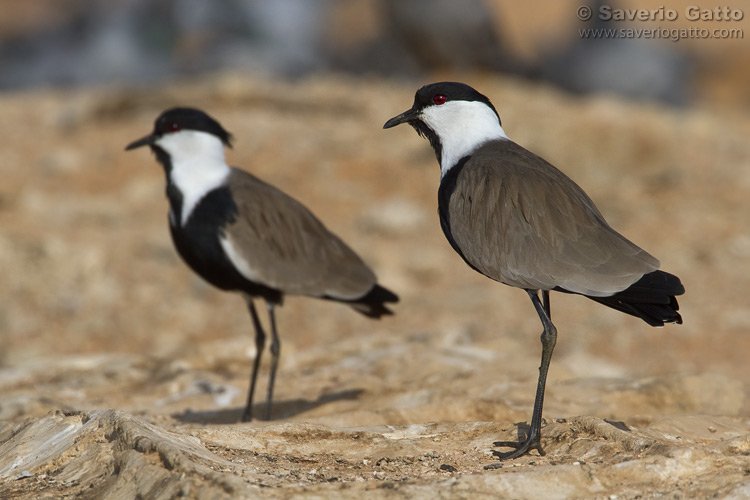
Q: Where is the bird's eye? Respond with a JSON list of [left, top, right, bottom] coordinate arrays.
[[433, 94, 447, 105], [168, 123, 181, 132]]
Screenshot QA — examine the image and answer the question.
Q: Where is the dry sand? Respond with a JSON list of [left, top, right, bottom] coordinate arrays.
[[0, 73, 749, 499]]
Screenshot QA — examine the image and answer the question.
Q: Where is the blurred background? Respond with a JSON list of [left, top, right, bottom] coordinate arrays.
[[0, 0, 749, 432], [0, 0, 748, 109], [1, 2, 750, 495]]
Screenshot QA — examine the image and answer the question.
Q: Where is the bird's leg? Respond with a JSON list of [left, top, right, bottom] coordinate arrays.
[[242, 298, 266, 422], [487, 289, 557, 466], [263, 302, 281, 421]]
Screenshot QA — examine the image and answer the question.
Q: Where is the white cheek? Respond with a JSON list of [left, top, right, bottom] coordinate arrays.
[[421, 100, 508, 176], [158, 130, 231, 225]]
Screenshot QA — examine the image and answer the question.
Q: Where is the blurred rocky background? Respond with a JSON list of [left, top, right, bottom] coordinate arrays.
[[0, 1, 749, 499], [1, 0, 748, 108]]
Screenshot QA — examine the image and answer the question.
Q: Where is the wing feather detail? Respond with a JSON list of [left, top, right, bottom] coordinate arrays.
[[442, 141, 659, 296], [219, 168, 376, 300]]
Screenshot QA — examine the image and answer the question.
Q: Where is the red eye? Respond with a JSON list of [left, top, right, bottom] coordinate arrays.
[[168, 123, 181, 132], [433, 94, 447, 105]]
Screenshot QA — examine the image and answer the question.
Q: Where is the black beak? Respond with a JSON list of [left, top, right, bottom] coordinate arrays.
[[125, 133, 157, 151], [383, 107, 420, 129]]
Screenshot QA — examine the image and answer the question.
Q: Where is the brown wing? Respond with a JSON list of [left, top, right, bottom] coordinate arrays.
[[219, 168, 376, 300], [445, 141, 659, 296]]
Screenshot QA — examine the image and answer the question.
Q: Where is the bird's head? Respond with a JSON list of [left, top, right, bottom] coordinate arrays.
[[125, 107, 233, 167], [384, 82, 508, 175]]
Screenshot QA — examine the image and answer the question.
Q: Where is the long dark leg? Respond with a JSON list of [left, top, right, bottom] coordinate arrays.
[[241, 299, 266, 422], [263, 302, 281, 421], [486, 289, 557, 466]]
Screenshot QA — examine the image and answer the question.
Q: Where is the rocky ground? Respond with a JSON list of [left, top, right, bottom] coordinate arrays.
[[0, 73, 748, 499]]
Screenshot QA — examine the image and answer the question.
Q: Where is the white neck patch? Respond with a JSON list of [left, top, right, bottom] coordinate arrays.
[[420, 100, 509, 178], [156, 130, 231, 226]]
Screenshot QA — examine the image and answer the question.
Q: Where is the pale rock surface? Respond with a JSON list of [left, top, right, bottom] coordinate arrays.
[[0, 74, 748, 498]]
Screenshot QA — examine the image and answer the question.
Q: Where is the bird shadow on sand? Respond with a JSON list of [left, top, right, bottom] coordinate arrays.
[[498, 417, 633, 442], [171, 388, 365, 424]]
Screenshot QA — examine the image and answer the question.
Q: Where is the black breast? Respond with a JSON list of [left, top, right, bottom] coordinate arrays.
[[168, 185, 282, 303]]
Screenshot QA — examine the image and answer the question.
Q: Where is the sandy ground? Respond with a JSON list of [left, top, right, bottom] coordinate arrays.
[[0, 73, 749, 499]]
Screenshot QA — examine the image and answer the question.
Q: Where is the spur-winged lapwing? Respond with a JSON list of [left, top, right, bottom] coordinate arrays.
[[384, 82, 684, 463], [126, 107, 398, 422]]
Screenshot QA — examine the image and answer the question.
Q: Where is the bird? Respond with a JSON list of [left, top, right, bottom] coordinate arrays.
[[383, 82, 684, 464], [126, 107, 398, 422]]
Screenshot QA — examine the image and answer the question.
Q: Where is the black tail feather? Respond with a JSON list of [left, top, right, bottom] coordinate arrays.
[[586, 270, 684, 326], [342, 284, 399, 319]]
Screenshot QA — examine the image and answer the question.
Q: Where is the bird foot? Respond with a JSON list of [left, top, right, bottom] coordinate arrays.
[[240, 406, 272, 423], [483, 435, 545, 469], [240, 409, 253, 423]]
